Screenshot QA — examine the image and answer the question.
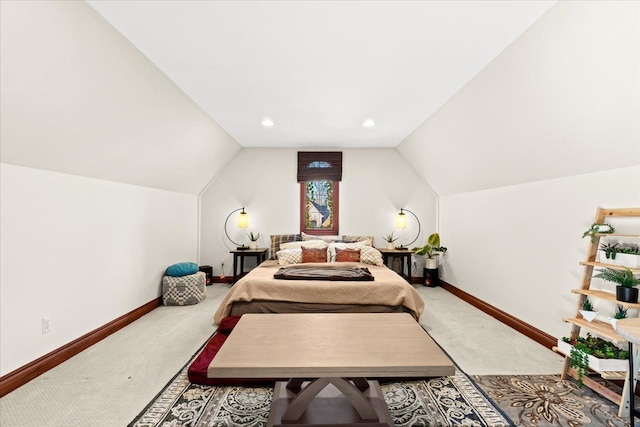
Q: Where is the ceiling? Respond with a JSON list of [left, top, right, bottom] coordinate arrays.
[[88, 1, 555, 148]]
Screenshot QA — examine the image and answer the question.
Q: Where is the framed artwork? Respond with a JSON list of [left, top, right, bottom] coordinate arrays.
[[300, 180, 339, 235]]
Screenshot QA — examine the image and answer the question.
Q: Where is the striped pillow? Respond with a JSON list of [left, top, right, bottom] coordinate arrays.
[[269, 234, 301, 259]]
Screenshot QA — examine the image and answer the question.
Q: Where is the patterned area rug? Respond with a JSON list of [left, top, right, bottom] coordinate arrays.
[[129, 365, 510, 426], [473, 374, 629, 426]]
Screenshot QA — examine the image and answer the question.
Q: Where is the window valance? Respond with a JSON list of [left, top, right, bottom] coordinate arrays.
[[297, 151, 342, 182]]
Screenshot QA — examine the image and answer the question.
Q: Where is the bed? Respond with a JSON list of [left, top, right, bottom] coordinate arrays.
[[213, 235, 425, 324]]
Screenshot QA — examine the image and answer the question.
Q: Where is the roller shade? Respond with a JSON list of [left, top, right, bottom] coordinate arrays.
[[297, 152, 342, 182]]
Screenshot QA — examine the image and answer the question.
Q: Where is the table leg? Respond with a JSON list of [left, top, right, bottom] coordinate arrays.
[[232, 254, 238, 284], [406, 255, 411, 283], [240, 256, 245, 281], [268, 378, 391, 427]]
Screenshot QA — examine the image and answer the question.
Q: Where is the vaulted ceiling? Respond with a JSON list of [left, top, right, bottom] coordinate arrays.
[[87, 1, 555, 148]]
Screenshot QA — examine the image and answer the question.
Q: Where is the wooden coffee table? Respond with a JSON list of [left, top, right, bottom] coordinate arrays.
[[207, 313, 454, 426]]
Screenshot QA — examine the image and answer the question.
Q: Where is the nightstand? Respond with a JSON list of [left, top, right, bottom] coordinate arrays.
[[378, 248, 412, 283], [230, 248, 269, 284]]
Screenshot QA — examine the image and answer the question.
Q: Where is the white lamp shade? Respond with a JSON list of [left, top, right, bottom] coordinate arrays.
[[396, 212, 407, 229], [237, 211, 249, 229]]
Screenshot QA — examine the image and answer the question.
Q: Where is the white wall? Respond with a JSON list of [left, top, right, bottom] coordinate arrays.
[[398, 1, 639, 196], [439, 166, 640, 339], [199, 148, 437, 275], [0, 0, 241, 194], [0, 164, 198, 376], [394, 0, 640, 339]]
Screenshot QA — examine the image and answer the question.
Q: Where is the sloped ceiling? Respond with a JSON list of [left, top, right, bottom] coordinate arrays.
[[87, 0, 555, 149], [398, 0, 640, 195], [1, 1, 240, 194]]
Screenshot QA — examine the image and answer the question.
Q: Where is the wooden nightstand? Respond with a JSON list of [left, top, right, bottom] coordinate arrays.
[[377, 248, 412, 283], [230, 248, 268, 284]]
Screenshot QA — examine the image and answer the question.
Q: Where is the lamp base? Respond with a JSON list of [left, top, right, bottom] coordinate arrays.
[[237, 245, 249, 250], [395, 246, 409, 250]]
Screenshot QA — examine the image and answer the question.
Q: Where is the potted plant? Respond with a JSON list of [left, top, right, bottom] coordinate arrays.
[[413, 233, 447, 269], [608, 304, 628, 328], [598, 242, 619, 261], [604, 246, 640, 268], [559, 334, 629, 388], [247, 232, 260, 249], [579, 297, 598, 322], [594, 267, 640, 303], [383, 232, 398, 250], [582, 223, 615, 242]]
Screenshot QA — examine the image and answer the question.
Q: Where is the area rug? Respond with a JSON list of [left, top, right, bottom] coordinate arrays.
[[129, 365, 510, 426], [473, 374, 629, 426]]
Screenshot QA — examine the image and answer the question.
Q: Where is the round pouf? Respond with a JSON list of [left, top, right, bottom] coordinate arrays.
[[162, 271, 206, 306]]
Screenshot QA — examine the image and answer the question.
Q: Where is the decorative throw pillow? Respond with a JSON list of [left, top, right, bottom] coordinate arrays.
[[276, 249, 302, 265], [301, 247, 328, 263], [270, 234, 301, 259], [327, 241, 369, 262], [335, 248, 361, 262], [279, 240, 328, 250], [165, 262, 199, 277], [359, 246, 384, 266]]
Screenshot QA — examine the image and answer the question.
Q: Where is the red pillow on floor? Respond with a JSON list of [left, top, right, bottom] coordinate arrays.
[[187, 316, 280, 386]]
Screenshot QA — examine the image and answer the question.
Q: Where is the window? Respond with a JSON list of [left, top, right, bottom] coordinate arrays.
[[298, 152, 341, 235]]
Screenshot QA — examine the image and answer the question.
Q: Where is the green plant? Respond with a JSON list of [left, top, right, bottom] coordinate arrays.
[[582, 223, 615, 242], [594, 267, 640, 288], [383, 232, 398, 243], [582, 297, 594, 311], [412, 233, 448, 259], [562, 333, 629, 388], [617, 246, 640, 255], [568, 345, 590, 388], [599, 242, 619, 260], [247, 232, 260, 242], [612, 304, 628, 319]]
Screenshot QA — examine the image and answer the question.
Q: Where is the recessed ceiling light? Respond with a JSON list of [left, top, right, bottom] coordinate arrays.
[[362, 119, 375, 127], [261, 118, 274, 127]]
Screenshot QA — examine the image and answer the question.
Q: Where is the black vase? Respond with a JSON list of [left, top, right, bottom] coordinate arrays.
[[616, 286, 639, 303]]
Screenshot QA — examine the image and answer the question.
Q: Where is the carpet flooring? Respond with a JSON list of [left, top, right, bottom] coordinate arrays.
[[129, 364, 510, 426], [474, 374, 628, 426], [129, 340, 632, 427]]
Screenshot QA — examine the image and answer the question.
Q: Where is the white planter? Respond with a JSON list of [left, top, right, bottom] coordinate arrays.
[[597, 251, 640, 268], [425, 258, 438, 269], [556, 340, 628, 372], [248, 241, 257, 249], [608, 317, 618, 329], [386, 242, 395, 250], [579, 310, 598, 322]]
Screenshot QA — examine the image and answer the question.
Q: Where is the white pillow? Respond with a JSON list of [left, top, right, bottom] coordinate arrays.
[[327, 241, 371, 262], [276, 249, 302, 265], [360, 246, 384, 266], [301, 231, 341, 243], [279, 240, 328, 250]]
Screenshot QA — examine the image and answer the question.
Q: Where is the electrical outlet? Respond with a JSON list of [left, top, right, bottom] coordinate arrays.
[[42, 317, 51, 334]]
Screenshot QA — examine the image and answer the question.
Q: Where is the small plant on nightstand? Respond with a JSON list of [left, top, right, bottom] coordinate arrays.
[[383, 232, 398, 249], [247, 232, 260, 249]]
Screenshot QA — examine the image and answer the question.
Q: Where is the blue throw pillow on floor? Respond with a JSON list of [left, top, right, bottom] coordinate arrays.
[[166, 262, 199, 277]]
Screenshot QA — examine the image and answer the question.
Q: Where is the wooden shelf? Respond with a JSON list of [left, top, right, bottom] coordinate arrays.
[[553, 346, 628, 379], [596, 233, 640, 238], [571, 289, 640, 309], [601, 371, 628, 380], [562, 207, 640, 419], [579, 261, 640, 274], [562, 317, 626, 343]]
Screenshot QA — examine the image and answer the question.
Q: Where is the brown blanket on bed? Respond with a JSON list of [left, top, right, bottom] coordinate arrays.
[[213, 261, 425, 323], [274, 265, 374, 281]]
